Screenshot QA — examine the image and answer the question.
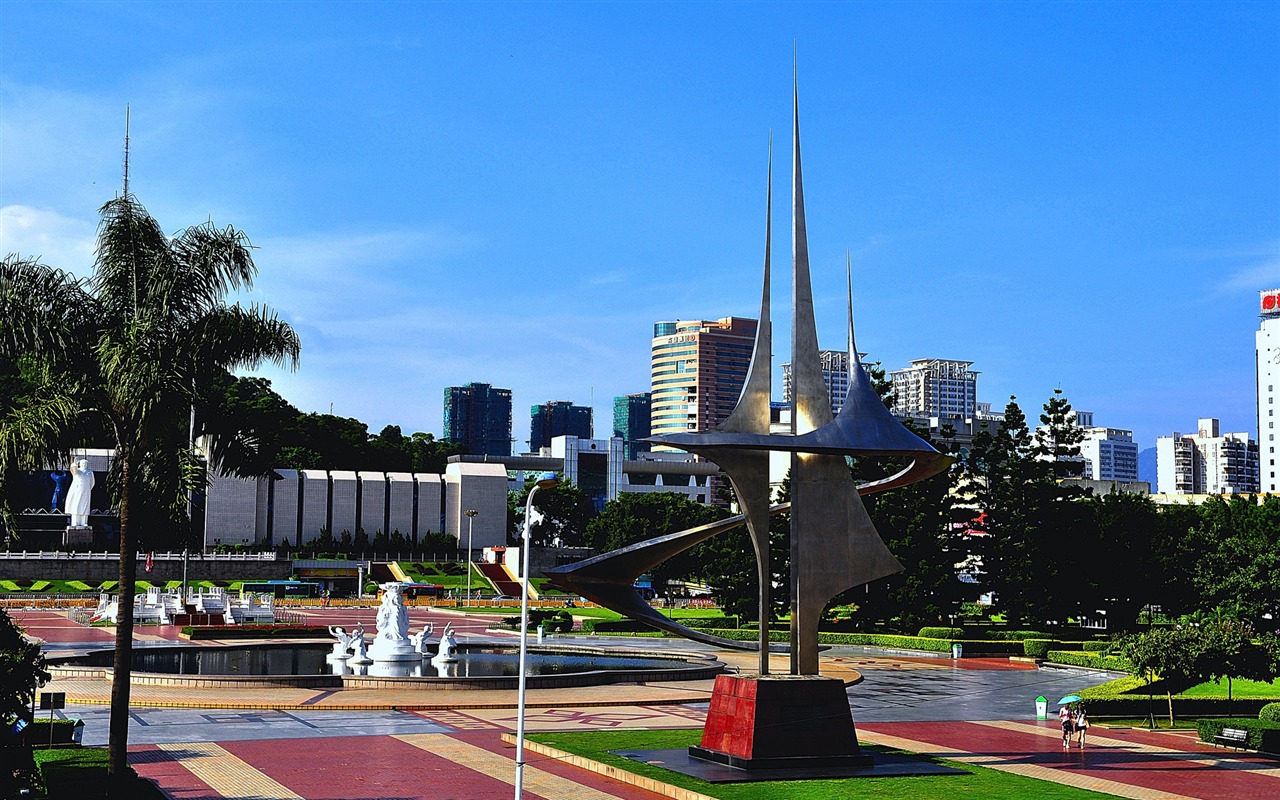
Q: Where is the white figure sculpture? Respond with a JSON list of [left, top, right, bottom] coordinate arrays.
[[432, 622, 459, 664], [410, 622, 435, 656], [65, 459, 94, 527], [348, 622, 372, 664], [367, 582, 418, 661], [327, 625, 354, 660]]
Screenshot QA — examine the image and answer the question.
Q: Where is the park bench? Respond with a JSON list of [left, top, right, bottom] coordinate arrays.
[[1212, 728, 1249, 751]]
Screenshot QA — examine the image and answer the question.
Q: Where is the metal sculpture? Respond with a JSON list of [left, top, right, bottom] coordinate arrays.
[[546, 79, 950, 678]]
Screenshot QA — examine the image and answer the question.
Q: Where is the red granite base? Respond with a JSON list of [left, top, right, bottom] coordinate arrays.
[[690, 673, 873, 770]]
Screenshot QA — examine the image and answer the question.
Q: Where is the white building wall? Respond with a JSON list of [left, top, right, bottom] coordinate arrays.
[[329, 470, 358, 536], [272, 469, 300, 546], [1258, 296, 1280, 493], [357, 471, 387, 535], [414, 473, 442, 536], [386, 473, 415, 537], [299, 469, 329, 543], [444, 463, 507, 549], [204, 474, 266, 547]]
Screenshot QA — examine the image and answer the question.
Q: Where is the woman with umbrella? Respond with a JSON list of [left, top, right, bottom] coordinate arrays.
[[1058, 695, 1084, 748]]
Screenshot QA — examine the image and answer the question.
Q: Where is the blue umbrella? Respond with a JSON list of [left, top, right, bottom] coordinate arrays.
[[1058, 694, 1082, 705]]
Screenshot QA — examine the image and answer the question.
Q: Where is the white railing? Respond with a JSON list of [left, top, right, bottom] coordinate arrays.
[[0, 550, 278, 561]]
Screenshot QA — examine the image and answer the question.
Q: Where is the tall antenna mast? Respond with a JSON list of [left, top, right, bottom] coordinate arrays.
[[122, 104, 131, 197]]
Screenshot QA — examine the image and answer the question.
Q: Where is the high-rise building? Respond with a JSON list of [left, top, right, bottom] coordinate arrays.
[[442, 382, 512, 458], [781, 350, 853, 416], [1258, 289, 1280, 493], [613, 393, 652, 459], [650, 317, 757, 448], [889, 359, 979, 420], [1080, 427, 1140, 483], [1156, 418, 1259, 495], [529, 401, 593, 452]]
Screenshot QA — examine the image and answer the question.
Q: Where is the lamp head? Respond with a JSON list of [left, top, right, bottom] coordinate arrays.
[[533, 472, 559, 490], [465, 509, 478, 517]]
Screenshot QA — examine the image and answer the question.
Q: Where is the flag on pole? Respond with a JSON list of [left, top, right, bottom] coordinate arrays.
[[145, 552, 154, 573]]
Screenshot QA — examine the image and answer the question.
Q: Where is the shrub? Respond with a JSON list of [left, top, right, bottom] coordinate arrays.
[[1260, 703, 1280, 722], [1024, 639, 1058, 658], [682, 616, 741, 630], [1047, 650, 1133, 672], [1196, 718, 1280, 753], [586, 619, 657, 633], [1082, 641, 1112, 652], [918, 626, 965, 639]]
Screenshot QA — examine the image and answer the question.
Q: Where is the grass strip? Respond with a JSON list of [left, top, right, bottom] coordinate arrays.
[[33, 747, 166, 799], [525, 729, 1124, 799]]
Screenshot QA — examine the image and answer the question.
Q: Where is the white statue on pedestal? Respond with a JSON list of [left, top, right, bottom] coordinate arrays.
[[348, 622, 372, 664], [367, 582, 419, 661], [65, 459, 94, 527], [327, 625, 354, 660], [410, 622, 435, 656], [432, 622, 459, 664]]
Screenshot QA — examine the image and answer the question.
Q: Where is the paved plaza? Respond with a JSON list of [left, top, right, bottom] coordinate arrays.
[[13, 608, 1280, 800]]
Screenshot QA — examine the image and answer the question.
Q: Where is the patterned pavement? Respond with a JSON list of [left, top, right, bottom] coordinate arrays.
[[15, 608, 1280, 800]]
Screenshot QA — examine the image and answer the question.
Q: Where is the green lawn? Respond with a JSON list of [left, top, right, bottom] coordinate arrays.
[[526, 729, 1124, 799], [31, 747, 166, 799], [1180, 678, 1280, 698], [1089, 675, 1280, 700]]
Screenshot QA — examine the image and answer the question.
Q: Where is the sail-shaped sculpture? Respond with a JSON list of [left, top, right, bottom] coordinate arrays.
[[546, 79, 950, 678]]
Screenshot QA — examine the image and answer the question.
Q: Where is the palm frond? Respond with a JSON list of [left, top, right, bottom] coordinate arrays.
[[92, 196, 174, 322], [0, 256, 97, 359], [186, 304, 301, 375]]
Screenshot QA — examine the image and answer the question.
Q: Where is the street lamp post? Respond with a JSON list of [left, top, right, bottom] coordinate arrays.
[[464, 509, 478, 608], [514, 472, 558, 800]]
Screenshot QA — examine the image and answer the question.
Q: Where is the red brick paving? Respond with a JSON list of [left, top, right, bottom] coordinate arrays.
[[451, 730, 670, 799], [223, 734, 520, 800], [130, 744, 222, 800], [11, 610, 115, 643], [858, 720, 1280, 800]]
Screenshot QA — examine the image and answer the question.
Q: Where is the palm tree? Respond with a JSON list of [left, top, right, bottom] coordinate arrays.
[[0, 195, 299, 786]]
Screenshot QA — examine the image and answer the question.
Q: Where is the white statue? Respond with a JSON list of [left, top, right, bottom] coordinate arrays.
[[348, 622, 372, 664], [327, 625, 354, 660], [367, 583, 418, 661], [410, 622, 435, 656], [65, 459, 94, 527], [432, 622, 458, 664], [375, 582, 410, 641]]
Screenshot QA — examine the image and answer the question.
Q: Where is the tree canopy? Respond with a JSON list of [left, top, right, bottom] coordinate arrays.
[[0, 196, 300, 785]]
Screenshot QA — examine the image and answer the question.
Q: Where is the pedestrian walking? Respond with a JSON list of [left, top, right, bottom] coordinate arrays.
[[1075, 705, 1088, 748], [1059, 704, 1073, 748]]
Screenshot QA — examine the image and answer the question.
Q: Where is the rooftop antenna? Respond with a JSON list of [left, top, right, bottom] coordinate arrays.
[[122, 104, 131, 198]]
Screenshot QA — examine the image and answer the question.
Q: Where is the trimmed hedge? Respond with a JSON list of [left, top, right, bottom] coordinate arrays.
[[918, 626, 965, 639], [1196, 718, 1280, 752], [1081, 641, 1113, 652], [1259, 703, 1280, 722], [1047, 650, 1133, 672], [1023, 639, 1058, 658]]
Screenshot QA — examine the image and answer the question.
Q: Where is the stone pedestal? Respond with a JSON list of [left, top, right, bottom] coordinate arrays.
[[366, 637, 420, 662], [690, 674, 873, 770], [62, 526, 93, 547]]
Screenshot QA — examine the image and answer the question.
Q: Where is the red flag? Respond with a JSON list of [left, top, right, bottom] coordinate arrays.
[[145, 552, 153, 573]]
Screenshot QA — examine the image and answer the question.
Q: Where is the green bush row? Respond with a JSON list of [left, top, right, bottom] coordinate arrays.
[[1195, 718, 1280, 752], [917, 626, 965, 639], [1081, 641, 1113, 652], [1023, 639, 1057, 658], [1047, 650, 1133, 672]]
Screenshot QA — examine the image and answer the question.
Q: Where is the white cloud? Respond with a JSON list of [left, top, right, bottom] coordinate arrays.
[[1221, 257, 1280, 293], [0, 205, 97, 274]]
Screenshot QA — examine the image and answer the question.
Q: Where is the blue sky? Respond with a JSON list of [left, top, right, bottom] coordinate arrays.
[[2, 1, 1277, 453]]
